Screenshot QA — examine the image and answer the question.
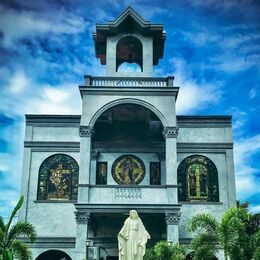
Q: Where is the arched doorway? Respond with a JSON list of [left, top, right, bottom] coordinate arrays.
[[36, 250, 72, 260]]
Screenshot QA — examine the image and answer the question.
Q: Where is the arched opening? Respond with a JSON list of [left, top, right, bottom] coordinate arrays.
[[36, 250, 72, 260], [177, 155, 219, 202], [93, 104, 164, 143], [93, 103, 165, 186], [37, 154, 79, 201], [116, 36, 143, 72]]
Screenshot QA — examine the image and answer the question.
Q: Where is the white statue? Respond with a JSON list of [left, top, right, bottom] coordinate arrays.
[[118, 210, 151, 260]]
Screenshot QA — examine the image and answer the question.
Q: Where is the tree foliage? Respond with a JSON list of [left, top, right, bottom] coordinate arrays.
[[0, 196, 36, 260], [188, 206, 260, 260], [144, 241, 186, 260]]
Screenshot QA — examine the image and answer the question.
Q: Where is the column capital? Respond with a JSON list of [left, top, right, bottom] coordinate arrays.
[[75, 211, 90, 224], [79, 126, 95, 137], [91, 150, 99, 160], [165, 212, 181, 225], [162, 126, 179, 139]]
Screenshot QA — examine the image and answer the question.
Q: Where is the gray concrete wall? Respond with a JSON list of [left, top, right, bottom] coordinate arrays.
[[32, 126, 80, 142], [178, 127, 232, 143], [20, 149, 79, 237]]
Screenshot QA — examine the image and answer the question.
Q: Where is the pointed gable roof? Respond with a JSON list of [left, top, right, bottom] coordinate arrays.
[[93, 7, 166, 65]]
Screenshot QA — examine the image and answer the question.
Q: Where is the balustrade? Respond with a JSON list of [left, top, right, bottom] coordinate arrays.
[[84, 76, 174, 87]]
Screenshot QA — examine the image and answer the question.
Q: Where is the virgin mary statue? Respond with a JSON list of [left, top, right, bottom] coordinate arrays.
[[118, 210, 150, 260]]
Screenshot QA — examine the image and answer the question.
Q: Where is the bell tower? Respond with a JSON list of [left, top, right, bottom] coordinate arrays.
[[93, 7, 166, 77]]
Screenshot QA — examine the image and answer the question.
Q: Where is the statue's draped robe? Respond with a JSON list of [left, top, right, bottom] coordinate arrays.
[[118, 217, 150, 260]]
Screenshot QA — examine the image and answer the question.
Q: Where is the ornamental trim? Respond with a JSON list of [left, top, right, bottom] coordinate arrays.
[[79, 126, 95, 137], [165, 212, 181, 225], [162, 126, 179, 138], [75, 211, 90, 224]]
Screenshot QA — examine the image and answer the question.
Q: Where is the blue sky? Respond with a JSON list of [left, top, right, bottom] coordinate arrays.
[[0, 0, 259, 218]]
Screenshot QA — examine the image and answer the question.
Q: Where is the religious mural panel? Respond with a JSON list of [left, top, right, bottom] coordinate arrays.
[[112, 155, 145, 185], [150, 162, 161, 185], [37, 154, 79, 200], [177, 155, 219, 202], [96, 162, 107, 184]]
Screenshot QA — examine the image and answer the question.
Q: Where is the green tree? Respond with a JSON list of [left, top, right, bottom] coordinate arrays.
[[188, 213, 218, 260], [144, 241, 186, 260], [218, 207, 249, 260], [0, 196, 36, 260], [189, 206, 259, 260]]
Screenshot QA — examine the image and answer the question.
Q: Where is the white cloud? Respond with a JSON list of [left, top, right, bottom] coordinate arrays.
[[1, 71, 81, 117], [8, 71, 29, 94], [0, 4, 87, 47], [0, 71, 82, 217], [181, 31, 220, 47], [249, 88, 256, 99], [234, 135, 260, 165], [251, 204, 260, 214], [186, 0, 255, 11], [171, 59, 223, 114], [233, 134, 260, 212]]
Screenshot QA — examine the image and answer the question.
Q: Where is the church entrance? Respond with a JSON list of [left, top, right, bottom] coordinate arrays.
[[106, 257, 118, 260], [36, 250, 72, 260]]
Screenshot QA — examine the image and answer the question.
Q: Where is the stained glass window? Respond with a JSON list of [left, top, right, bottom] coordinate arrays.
[[96, 162, 107, 185], [150, 162, 161, 185], [37, 154, 79, 201], [177, 155, 219, 202], [112, 155, 145, 185]]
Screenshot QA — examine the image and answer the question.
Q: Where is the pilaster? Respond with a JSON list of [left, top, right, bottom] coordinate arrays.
[[162, 126, 179, 204], [165, 211, 181, 243], [75, 211, 90, 260], [78, 126, 95, 203]]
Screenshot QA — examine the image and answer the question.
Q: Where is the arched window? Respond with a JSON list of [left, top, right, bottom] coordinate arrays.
[[37, 154, 79, 201], [177, 155, 219, 202], [116, 36, 143, 72]]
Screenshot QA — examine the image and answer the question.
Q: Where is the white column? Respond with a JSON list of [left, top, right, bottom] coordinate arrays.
[[226, 149, 236, 207], [78, 126, 95, 203], [162, 127, 179, 204], [19, 125, 33, 222], [75, 211, 90, 260], [165, 212, 181, 243]]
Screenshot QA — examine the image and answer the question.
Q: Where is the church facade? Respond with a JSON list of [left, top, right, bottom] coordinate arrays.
[[19, 7, 236, 260]]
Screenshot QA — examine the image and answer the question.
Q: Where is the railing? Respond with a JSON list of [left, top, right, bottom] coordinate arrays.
[[84, 76, 174, 87], [115, 187, 142, 199], [88, 186, 170, 204]]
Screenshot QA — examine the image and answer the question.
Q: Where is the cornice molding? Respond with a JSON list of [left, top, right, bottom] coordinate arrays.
[[162, 126, 179, 139], [79, 126, 95, 137], [74, 211, 90, 224], [165, 212, 181, 225]]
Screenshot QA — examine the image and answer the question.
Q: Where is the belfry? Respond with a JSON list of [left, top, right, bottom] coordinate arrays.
[[19, 7, 236, 260]]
